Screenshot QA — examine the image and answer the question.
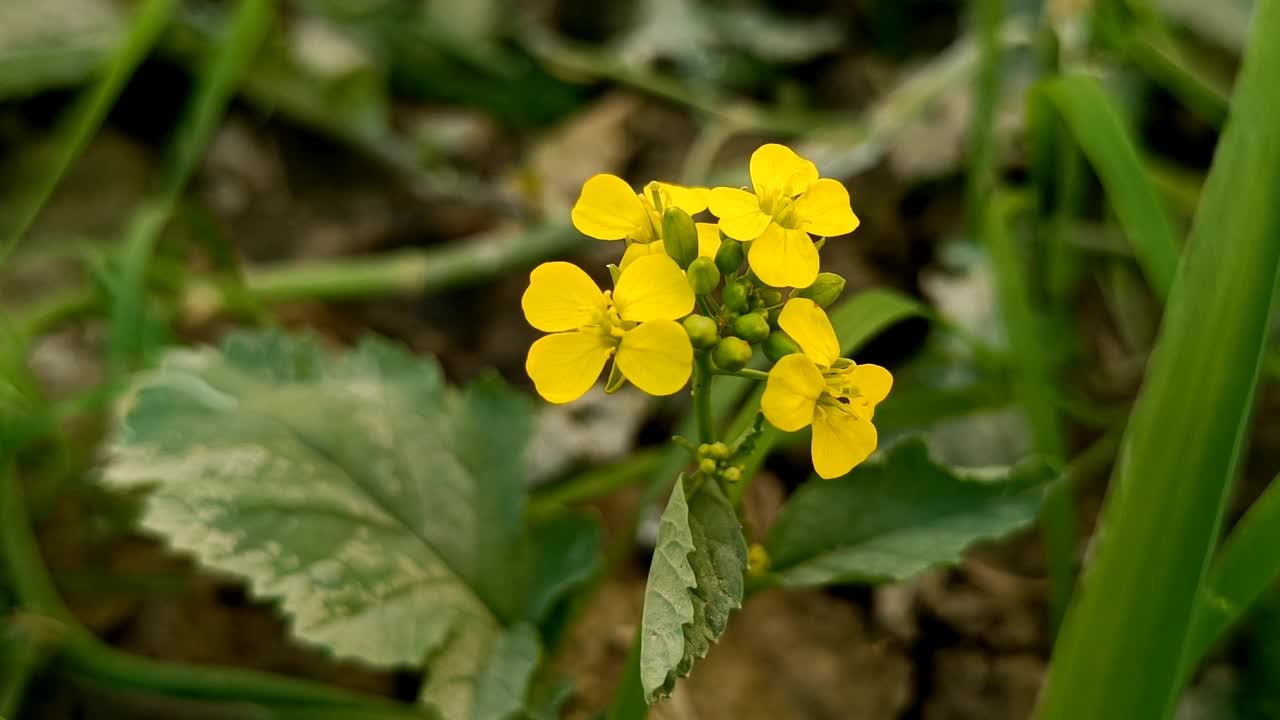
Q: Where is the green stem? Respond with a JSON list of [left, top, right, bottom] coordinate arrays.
[[693, 353, 715, 444], [711, 368, 768, 380], [527, 449, 661, 520], [15, 225, 584, 339]]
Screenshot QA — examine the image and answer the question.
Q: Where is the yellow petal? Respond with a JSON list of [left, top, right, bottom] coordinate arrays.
[[521, 262, 606, 332], [793, 178, 860, 237], [615, 320, 693, 396], [708, 187, 772, 241], [750, 143, 818, 199], [810, 408, 877, 479], [778, 297, 840, 367], [526, 331, 614, 404], [761, 354, 824, 432], [647, 181, 708, 215], [696, 222, 721, 258], [850, 363, 893, 407], [613, 254, 694, 323], [619, 241, 666, 270], [747, 224, 820, 289], [571, 174, 650, 241]]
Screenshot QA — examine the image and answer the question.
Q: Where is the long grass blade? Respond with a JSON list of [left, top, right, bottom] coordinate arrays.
[[1038, 74, 1181, 299], [1035, 1, 1280, 716], [107, 0, 273, 376], [0, 0, 177, 266], [1182, 473, 1280, 670]]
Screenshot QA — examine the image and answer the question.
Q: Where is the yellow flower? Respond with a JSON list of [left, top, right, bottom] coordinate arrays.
[[522, 254, 695, 404], [760, 298, 891, 479], [571, 174, 708, 245], [618, 222, 722, 269], [707, 144, 859, 289]]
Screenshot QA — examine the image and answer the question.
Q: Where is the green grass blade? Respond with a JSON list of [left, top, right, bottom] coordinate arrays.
[[982, 191, 1073, 632], [0, 0, 177, 266], [1182, 473, 1280, 670], [107, 0, 273, 376], [1038, 73, 1181, 299], [1035, 1, 1280, 716]]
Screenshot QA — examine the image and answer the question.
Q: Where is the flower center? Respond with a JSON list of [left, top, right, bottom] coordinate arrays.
[[816, 363, 865, 419], [582, 290, 633, 345], [759, 190, 800, 229]]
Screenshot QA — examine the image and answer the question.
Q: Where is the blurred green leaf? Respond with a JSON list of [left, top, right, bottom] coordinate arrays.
[[0, 0, 121, 99], [102, 331, 595, 720], [639, 476, 745, 704], [763, 438, 1053, 588], [1035, 0, 1280, 716]]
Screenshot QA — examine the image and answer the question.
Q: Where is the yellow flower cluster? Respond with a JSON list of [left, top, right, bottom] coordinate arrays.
[[521, 143, 892, 479]]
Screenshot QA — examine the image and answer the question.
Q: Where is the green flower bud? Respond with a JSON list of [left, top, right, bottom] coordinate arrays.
[[682, 314, 719, 349], [763, 330, 801, 362], [686, 257, 721, 295], [712, 337, 753, 371], [722, 278, 751, 313], [795, 272, 846, 308], [662, 208, 699, 269], [733, 312, 771, 344], [709, 442, 730, 460], [699, 458, 718, 475], [714, 237, 745, 275], [758, 288, 783, 306], [722, 466, 741, 483]]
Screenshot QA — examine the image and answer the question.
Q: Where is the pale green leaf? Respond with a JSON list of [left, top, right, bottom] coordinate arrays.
[[640, 477, 746, 704], [102, 331, 546, 720], [764, 439, 1054, 588]]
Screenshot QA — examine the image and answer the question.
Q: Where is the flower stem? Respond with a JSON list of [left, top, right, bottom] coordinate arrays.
[[712, 368, 768, 381], [693, 352, 715, 443]]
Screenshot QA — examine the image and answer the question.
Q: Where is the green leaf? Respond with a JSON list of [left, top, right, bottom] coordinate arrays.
[[102, 331, 550, 720], [1035, 73, 1182, 300], [763, 439, 1053, 588], [1035, 1, 1280, 717], [639, 476, 746, 704], [517, 512, 601, 625]]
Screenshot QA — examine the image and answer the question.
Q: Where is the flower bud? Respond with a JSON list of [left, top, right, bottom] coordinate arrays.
[[763, 330, 801, 362], [714, 237, 745, 275], [733, 312, 771, 344], [699, 458, 718, 475], [686, 257, 721, 295], [722, 278, 751, 313], [682, 314, 719, 349], [722, 466, 741, 483], [712, 337, 752, 371], [758, 288, 782, 306], [709, 442, 730, 460], [662, 208, 699, 269], [795, 272, 846, 308]]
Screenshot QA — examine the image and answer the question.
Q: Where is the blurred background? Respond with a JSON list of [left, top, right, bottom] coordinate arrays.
[[1, 0, 1275, 718]]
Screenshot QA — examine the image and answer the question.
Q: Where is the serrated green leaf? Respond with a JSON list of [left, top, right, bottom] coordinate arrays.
[[639, 477, 746, 704], [764, 439, 1053, 588], [102, 330, 542, 720]]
